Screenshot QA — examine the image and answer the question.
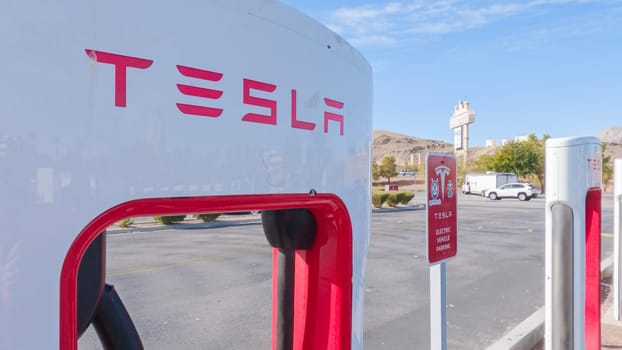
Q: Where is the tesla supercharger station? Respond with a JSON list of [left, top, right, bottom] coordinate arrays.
[[0, 1, 372, 349], [545, 136, 602, 350]]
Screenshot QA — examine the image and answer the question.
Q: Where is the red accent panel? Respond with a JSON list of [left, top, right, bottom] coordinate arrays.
[[324, 112, 344, 136], [85, 49, 153, 107], [242, 79, 277, 125], [177, 84, 223, 99], [176, 103, 223, 117], [176, 65, 223, 81], [290, 89, 316, 130], [175, 65, 224, 118], [585, 188, 601, 350], [323, 98, 344, 109], [291, 203, 353, 350], [60, 194, 352, 350], [323, 98, 344, 136]]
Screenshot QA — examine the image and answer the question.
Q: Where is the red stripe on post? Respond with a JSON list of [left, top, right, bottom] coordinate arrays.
[[585, 187, 601, 350]]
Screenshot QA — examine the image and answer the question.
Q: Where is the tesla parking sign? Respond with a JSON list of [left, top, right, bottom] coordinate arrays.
[[427, 153, 458, 264]]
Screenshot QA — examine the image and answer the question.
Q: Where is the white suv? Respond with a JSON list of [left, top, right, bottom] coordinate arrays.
[[484, 183, 538, 201]]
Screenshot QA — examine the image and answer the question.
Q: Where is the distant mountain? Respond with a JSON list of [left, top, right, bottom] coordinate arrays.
[[372, 130, 454, 165], [597, 127, 622, 178], [597, 126, 622, 144]]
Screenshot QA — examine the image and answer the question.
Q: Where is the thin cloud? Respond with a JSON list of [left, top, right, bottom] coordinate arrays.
[[325, 0, 613, 47], [496, 9, 620, 52], [350, 35, 399, 46]]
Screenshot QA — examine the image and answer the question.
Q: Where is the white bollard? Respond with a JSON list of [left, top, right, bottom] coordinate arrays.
[[545, 136, 602, 350], [614, 159, 622, 320]]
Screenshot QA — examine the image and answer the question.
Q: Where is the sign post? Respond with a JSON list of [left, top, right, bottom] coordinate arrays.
[[426, 153, 458, 350]]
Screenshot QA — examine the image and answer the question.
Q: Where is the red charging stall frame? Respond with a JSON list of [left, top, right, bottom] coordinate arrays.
[[59, 193, 353, 350]]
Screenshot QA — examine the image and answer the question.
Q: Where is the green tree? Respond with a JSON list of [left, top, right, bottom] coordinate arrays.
[[602, 142, 613, 189], [372, 160, 380, 181], [456, 154, 466, 184], [474, 153, 495, 172], [379, 156, 398, 183], [490, 134, 547, 189], [534, 134, 549, 192]]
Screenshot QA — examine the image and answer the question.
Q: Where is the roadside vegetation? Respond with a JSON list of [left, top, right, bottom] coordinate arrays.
[[372, 189, 415, 208], [151, 213, 223, 225], [459, 134, 613, 192], [115, 218, 133, 228], [153, 215, 187, 225], [374, 133, 613, 196], [468, 134, 547, 191], [194, 213, 221, 222]]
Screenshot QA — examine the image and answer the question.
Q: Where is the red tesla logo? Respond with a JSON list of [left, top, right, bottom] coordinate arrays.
[[85, 50, 153, 107], [176, 65, 224, 118]]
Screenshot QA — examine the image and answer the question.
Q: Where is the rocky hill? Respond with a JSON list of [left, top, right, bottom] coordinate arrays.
[[372, 130, 494, 166], [597, 126, 622, 144], [372, 130, 453, 165]]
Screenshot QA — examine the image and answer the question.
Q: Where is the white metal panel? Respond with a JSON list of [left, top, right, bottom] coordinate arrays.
[[0, 1, 372, 348]]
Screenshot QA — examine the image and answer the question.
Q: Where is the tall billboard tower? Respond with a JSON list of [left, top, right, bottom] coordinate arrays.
[[449, 100, 476, 167]]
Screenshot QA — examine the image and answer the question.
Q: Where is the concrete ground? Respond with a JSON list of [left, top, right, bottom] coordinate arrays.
[[489, 257, 622, 350], [599, 274, 622, 349], [109, 199, 622, 349]]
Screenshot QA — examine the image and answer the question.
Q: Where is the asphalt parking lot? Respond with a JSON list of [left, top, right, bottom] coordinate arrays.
[[79, 193, 615, 349]]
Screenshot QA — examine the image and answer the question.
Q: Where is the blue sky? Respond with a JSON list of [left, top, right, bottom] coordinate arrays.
[[281, 0, 622, 146]]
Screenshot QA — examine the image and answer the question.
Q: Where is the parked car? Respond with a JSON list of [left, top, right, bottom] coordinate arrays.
[[484, 183, 538, 201], [399, 169, 416, 176]]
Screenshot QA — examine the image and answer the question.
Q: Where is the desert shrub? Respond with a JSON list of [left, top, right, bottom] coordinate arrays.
[[194, 213, 221, 222], [386, 192, 400, 207], [115, 218, 133, 227], [382, 191, 415, 207], [153, 215, 186, 225], [372, 191, 389, 208], [397, 191, 415, 205]]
